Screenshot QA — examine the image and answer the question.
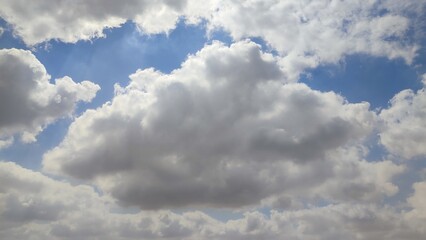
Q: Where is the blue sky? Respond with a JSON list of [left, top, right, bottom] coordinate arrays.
[[0, 1, 426, 239]]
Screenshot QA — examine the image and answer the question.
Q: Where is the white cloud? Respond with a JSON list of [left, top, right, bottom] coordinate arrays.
[[0, 48, 99, 145], [42, 41, 402, 210], [0, 161, 424, 240], [205, 0, 423, 81], [379, 78, 426, 159], [0, 0, 193, 45]]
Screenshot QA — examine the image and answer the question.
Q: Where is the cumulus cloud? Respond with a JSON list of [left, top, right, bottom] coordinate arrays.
[[0, 48, 99, 144], [0, 161, 425, 240], [42, 41, 402, 210], [379, 76, 426, 159]]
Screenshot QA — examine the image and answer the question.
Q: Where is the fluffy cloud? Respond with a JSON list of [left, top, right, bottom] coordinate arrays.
[[0, 0, 199, 45], [0, 161, 425, 240], [379, 75, 426, 159], [0, 48, 99, 145], [42, 41, 402, 210], [1, 0, 423, 82]]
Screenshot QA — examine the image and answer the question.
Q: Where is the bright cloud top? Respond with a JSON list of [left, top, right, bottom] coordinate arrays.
[[0, 48, 99, 146]]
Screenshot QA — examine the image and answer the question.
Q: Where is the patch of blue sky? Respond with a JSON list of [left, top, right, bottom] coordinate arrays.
[[0, 119, 71, 170], [247, 36, 279, 55], [300, 54, 424, 110], [0, 18, 27, 49]]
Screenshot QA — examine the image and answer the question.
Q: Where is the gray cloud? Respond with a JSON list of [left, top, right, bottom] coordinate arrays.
[[0, 48, 99, 145], [43, 41, 400, 210]]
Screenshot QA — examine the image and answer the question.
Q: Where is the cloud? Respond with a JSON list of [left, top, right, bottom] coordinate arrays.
[[0, 161, 111, 238], [406, 181, 426, 227], [0, 161, 424, 240], [1, 1, 425, 239], [205, 0, 423, 81], [379, 76, 426, 159], [0, 0, 196, 45], [1, 1, 422, 83], [0, 48, 99, 145], [42, 41, 402, 210]]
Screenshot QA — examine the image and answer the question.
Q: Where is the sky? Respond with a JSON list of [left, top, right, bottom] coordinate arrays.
[[0, 1, 426, 239]]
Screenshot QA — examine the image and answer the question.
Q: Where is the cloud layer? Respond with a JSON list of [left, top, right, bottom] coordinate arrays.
[[1, 161, 425, 240], [1, 0, 423, 82], [0, 48, 99, 145]]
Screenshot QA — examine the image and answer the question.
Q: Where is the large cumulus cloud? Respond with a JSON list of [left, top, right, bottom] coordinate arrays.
[[0, 161, 425, 240], [0, 48, 99, 146], [43, 41, 403, 210]]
